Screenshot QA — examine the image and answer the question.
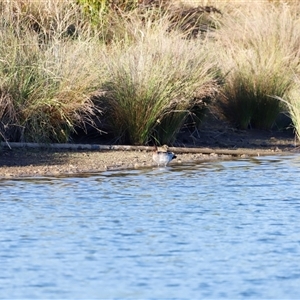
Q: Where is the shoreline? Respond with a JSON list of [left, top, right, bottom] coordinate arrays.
[[0, 142, 297, 179]]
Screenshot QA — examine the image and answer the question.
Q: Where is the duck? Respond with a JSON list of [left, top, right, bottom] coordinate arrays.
[[152, 145, 177, 167]]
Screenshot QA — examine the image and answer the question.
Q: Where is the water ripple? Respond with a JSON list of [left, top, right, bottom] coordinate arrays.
[[0, 155, 300, 298]]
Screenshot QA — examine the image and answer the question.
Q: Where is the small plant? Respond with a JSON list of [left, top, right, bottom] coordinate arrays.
[[75, 0, 139, 40], [76, 0, 108, 26]]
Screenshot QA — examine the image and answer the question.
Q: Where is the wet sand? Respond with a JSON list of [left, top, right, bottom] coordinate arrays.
[[0, 142, 296, 179], [0, 147, 223, 178], [1, 120, 299, 178]]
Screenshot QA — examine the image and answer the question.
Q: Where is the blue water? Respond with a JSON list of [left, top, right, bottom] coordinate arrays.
[[1, 155, 300, 299]]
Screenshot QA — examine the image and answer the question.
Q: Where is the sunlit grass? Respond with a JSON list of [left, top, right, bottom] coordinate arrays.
[[0, 1, 103, 143], [286, 89, 300, 142], [212, 1, 300, 129], [2, 0, 300, 146], [275, 76, 300, 142], [97, 13, 218, 145]]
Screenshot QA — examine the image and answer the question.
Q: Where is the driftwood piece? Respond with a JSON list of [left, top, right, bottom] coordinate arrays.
[[0, 142, 291, 157]]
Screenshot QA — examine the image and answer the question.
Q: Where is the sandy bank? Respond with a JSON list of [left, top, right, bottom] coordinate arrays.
[[0, 142, 296, 179]]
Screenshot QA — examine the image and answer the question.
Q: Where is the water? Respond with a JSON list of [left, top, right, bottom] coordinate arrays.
[[1, 155, 300, 299]]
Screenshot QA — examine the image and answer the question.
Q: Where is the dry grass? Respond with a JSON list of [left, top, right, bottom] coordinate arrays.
[[0, 0, 103, 143], [275, 76, 300, 142], [97, 12, 218, 145], [2, 0, 300, 146], [212, 1, 300, 129]]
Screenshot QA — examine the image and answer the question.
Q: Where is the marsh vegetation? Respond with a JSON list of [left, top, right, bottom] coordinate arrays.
[[1, 0, 300, 145]]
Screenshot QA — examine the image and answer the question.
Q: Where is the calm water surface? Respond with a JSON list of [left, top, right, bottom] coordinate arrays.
[[1, 155, 300, 299]]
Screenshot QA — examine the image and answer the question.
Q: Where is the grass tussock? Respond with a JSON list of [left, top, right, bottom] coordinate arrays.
[[97, 13, 218, 145], [213, 1, 300, 129], [274, 76, 300, 142], [2, 0, 300, 145], [287, 87, 300, 142], [0, 1, 103, 143]]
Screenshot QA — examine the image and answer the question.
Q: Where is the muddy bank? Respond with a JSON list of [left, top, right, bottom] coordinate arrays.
[[0, 147, 218, 178], [0, 139, 297, 179], [1, 118, 299, 179]]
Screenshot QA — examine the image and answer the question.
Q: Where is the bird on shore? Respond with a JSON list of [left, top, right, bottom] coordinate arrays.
[[152, 145, 177, 167]]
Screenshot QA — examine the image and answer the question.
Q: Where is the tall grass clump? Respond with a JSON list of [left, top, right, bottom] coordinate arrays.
[[213, 1, 300, 129], [274, 76, 300, 142], [287, 86, 300, 142], [97, 12, 218, 145], [0, 0, 103, 143]]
